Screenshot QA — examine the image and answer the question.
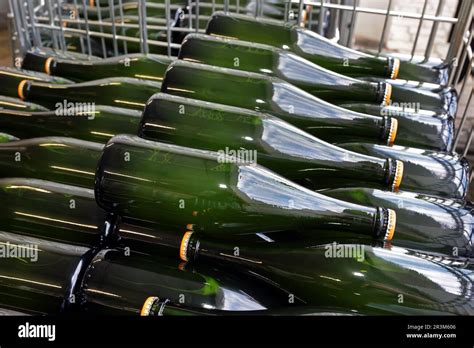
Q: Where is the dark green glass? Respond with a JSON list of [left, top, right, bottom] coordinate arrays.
[[0, 231, 90, 315], [0, 105, 142, 143], [205, 12, 398, 79], [0, 67, 72, 99], [206, 12, 450, 85], [0, 178, 105, 246], [139, 93, 401, 192], [178, 33, 388, 105], [323, 187, 474, 257], [139, 297, 363, 316], [176, 34, 456, 150], [161, 60, 395, 145], [0, 96, 48, 111], [0, 133, 19, 142], [95, 135, 395, 240], [0, 137, 102, 188], [22, 52, 173, 82], [135, 229, 474, 315], [178, 33, 457, 118], [338, 102, 454, 152], [379, 52, 450, 85], [19, 77, 161, 110], [339, 143, 469, 200], [81, 248, 294, 315], [383, 84, 457, 118]]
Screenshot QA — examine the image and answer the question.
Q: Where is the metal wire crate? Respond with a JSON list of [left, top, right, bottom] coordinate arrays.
[[6, 0, 474, 158]]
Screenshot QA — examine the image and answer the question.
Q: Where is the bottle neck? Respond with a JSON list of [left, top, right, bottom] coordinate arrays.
[[292, 29, 400, 79], [173, 204, 396, 265], [278, 52, 392, 105], [271, 82, 397, 145], [260, 118, 402, 191]]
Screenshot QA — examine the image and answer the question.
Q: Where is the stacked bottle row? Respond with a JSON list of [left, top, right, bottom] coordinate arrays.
[[0, 11, 471, 316]]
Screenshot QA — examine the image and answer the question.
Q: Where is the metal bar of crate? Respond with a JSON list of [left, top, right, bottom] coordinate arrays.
[[289, 0, 458, 23], [95, 1, 111, 57], [107, 0, 119, 56], [424, 0, 445, 59], [138, 0, 149, 54], [80, 0, 93, 56], [377, 0, 392, 54], [71, 0, 87, 55], [345, 0, 358, 48], [26, 0, 42, 48], [410, 0, 428, 59], [454, 92, 473, 150]]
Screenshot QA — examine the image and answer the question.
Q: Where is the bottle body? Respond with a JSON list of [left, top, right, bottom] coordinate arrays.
[[140, 93, 400, 191], [205, 12, 398, 79], [19, 77, 162, 110], [0, 178, 106, 246], [0, 67, 72, 98], [0, 105, 142, 143], [161, 60, 395, 145], [81, 248, 294, 315], [0, 231, 89, 314], [23, 52, 173, 83], [95, 135, 394, 240], [0, 96, 48, 112], [0, 137, 102, 188], [150, 230, 474, 315], [178, 33, 387, 105]]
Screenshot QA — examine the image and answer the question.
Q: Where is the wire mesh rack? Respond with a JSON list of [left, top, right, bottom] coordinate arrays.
[[6, 0, 474, 158]]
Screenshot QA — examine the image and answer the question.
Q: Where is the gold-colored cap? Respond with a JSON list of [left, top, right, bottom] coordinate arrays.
[[383, 83, 392, 106], [179, 231, 193, 262], [17, 79, 28, 100], [387, 118, 398, 146], [140, 296, 159, 316], [392, 160, 404, 192], [44, 57, 54, 75], [390, 58, 400, 79], [384, 209, 397, 241]]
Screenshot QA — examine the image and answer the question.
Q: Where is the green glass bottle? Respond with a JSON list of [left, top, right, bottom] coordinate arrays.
[[0, 105, 142, 143], [161, 60, 397, 145], [130, 229, 474, 315], [81, 248, 295, 315], [0, 67, 72, 98], [205, 12, 400, 79], [178, 33, 457, 117], [337, 102, 454, 152], [17, 77, 161, 110], [178, 33, 390, 105], [0, 178, 106, 246], [338, 143, 469, 200], [140, 93, 403, 192], [0, 95, 48, 111], [0, 231, 90, 315], [22, 52, 173, 82], [96, 135, 397, 241], [322, 187, 474, 257], [378, 84, 457, 118], [0, 133, 19, 143], [138, 296, 451, 316], [379, 52, 451, 85], [0, 137, 102, 189]]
